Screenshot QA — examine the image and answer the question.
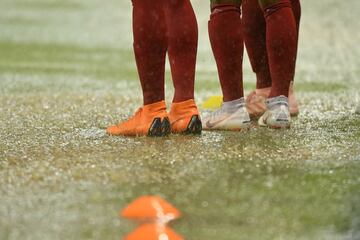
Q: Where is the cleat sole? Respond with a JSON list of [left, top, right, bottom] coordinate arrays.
[[147, 118, 163, 137], [148, 117, 171, 137], [183, 115, 202, 135], [161, 117, 171, 136]]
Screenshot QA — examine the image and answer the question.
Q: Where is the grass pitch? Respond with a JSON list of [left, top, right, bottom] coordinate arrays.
[[1, 0, 360, 239]]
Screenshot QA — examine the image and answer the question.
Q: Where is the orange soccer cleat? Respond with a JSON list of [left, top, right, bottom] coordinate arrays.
[[169, 99, 202, 134], [107, 101, 170, 137]]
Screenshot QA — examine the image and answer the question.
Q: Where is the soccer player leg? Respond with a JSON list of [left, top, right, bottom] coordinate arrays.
[[132, 0, 167, 106], [202, 0, 251, 131], [243, 0, 300, 118], [257, 0, 297, 128], [163, 0, 202, 134], [209, 0, 243, 103], [107, 0, 170, 137], [243, 0, 271, 90], [288, 0, 301, 116], [242, 0, 272, 119]]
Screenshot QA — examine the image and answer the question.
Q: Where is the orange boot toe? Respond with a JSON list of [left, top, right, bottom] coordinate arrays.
[[169, 99, 202, 134]]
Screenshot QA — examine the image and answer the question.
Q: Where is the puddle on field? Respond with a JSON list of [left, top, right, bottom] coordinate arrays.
[[1, 85, 360, 240], [1, 83, 360, 238]]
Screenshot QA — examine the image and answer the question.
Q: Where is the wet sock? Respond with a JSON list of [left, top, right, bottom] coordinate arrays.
[[163, 0, 198, 103], [291, 0, 301, 36], [242, 0, 272, 89], [290, 0, 301, 82], [243, 0, 301, 90], [264, 0, 297, 98], [132, 0, 167, 105], [208, 4, 244, 102]]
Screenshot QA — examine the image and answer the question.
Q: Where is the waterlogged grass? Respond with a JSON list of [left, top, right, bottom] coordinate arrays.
[[1, 0, 360, 240], [0, 42, 136, 81]]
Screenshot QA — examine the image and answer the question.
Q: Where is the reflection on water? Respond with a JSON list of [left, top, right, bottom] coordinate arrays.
[[125, 224, 182, 240], [122, 196, 183, 240]]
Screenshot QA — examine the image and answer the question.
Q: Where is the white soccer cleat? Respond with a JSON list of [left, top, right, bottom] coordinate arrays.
[[258, 95, 291, 129], [246, 81, 299, 119], [202, 98, 251, 131]]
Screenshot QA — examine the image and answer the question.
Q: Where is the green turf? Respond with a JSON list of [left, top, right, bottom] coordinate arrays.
[[1, 0, 360, 239]]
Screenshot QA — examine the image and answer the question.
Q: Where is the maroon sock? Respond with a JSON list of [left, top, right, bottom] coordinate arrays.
[[242, 0, 272, 89], [163, 0, 198, 103], [132, 0, 167, 105], [264, 0, 297, 98], [208, 4, 244, 102], [290, 0, 301, 82], [243, 0, 301, 90], [291, 0, 301, 37]]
